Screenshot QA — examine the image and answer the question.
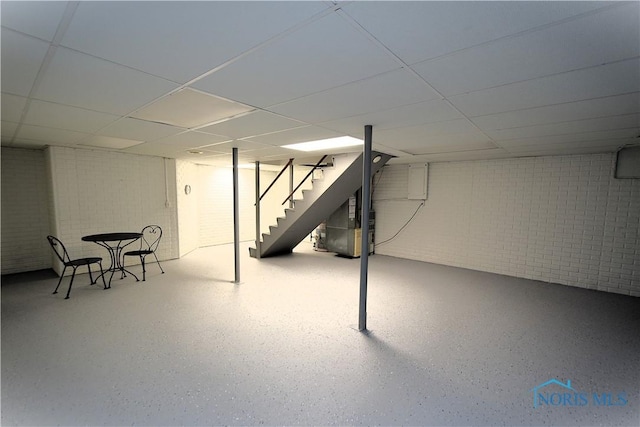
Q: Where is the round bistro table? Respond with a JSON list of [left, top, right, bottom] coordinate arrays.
[[82, 232, 143, 288]]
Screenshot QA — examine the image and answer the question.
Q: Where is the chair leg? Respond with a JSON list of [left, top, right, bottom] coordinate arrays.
[[53, 266, 68, 294], [140, 255, 146, 281], [98, 261, 108, 289], [88, 264, 95, 285], [152, 253, 164, 274], [65, 267, 77, 299]]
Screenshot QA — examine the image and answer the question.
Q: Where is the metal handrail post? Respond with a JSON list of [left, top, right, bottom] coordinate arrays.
[[282, 155, 327, 205], [258, 158, 293, 202], [289, 160, 294, 209]]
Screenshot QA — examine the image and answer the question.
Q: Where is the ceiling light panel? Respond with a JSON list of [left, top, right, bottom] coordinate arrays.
[[130, 88, 253, 129], [283, 136, 362, 152]]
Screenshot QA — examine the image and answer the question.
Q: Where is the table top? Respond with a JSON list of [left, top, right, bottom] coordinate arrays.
[[82, 232, 142, 242]]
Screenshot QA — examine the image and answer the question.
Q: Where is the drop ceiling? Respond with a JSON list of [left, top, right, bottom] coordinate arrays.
[[1, 1, 638, 167]]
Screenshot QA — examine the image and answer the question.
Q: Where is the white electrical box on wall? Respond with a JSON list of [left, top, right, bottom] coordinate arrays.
[[408, 163, 428, 200]]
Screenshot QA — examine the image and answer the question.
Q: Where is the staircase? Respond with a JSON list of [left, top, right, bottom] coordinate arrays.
[[250, 151, 392, 258]]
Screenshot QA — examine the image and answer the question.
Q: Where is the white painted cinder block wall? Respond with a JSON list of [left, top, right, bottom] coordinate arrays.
[[46, 146, 179, 275], [373, 153, 640, 297], [1, 148, 52, 274], [176, 159, 314, 252]]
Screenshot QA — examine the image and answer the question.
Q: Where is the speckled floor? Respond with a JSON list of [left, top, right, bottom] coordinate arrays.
[[2, 241, 639, 426]]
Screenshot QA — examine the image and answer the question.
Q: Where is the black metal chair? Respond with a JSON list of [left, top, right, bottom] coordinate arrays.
[[47, 235, 106, 299], [123, 225, 165, 281]]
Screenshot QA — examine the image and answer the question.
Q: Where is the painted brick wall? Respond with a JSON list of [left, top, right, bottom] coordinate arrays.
[[47, 146, 178, 275], [176, 160, 199, 257], [373, 154, 640, 296], [195, 164, 313, 248], [1, 147, 51, 274]]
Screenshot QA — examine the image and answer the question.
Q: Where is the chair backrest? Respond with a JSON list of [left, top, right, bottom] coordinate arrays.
[[47, 235, 70, 264], [140, 225, 163, 252]]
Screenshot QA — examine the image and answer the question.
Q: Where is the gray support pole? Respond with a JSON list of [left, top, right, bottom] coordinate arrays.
[[359, 125, 373, 331], [255, 161, 261, 259], [232, 148, 240, 283], [289, 161, 294, 209]]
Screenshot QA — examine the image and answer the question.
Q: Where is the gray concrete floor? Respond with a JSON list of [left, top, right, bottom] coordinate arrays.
[[2, 241, 639, 426]]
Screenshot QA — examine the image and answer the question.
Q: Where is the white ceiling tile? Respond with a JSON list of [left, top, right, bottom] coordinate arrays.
[[16, 124, 89, 144], [0, 1, 68, 41], [124, 131, 231, 155], [507, 145, 622, 157], [130, 89, 254, 129], [61, 2, 330, 83], [199, 140, 271, 153], [80, 135, 143, 150], [193, 12, 399, 107], [390, 134, 497, 155], [1, 29, 50, 96], [97, 118, 184, 142], [496, 129, 639, 147], [374, 119, 484, 146], [24, 100, 119, 133], [1, 121, 19, 140], [33, 47, 179, 115], [6, 137, 54, 149], [502, 138, 635, 153], [125, 142, 225, 158], [389, 148, 513, 164], [472, 93, 640, 131], [270, 69, 441, 123], [1, 93, 28, 123], [199, 111, 306, 139], [413, 3, 639, 96], [487, 114, 640, 140], [342, 1, 610, 64], [241, 126, 344, 147], [448, 59, 640, 117], [320, 99, 464, 136]]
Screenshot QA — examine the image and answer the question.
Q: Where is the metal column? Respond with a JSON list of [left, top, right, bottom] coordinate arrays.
[[255, 161, 261, 259], [232, 148, 240, 283], [359, 125, 373, 331]]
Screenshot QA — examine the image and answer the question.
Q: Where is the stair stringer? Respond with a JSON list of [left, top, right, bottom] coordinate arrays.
[[251, 151, 391, 258]]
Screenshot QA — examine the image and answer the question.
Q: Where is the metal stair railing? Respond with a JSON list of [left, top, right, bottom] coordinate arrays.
[[282, 155, 327, 206], [253, 155, 328, 258], [257, 158, 294, 204]]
